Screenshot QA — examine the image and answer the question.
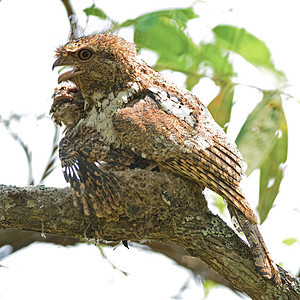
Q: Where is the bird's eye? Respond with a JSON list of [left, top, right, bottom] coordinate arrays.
[[78, 49, 93, 61]]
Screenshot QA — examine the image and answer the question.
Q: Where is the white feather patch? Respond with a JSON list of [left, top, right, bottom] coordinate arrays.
[[150, 87, 197, 128]]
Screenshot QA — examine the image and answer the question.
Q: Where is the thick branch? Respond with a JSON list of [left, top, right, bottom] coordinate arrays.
[[0, 170, 299, 299]]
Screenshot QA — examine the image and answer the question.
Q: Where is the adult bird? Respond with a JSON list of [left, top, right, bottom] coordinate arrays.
[[52, 34, 280, 283]]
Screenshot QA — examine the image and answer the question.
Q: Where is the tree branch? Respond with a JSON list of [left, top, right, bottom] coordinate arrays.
[[143, 241, 241, 294], [60, 0, 78, 39], [0, 169, 299, 299]]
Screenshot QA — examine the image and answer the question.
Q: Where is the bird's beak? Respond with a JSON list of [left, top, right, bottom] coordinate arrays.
[[52, 57, 65, 70], [52, 57, 84, 84]]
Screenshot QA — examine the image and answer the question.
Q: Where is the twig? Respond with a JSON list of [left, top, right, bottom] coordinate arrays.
[[39, 125, 60, 183], [60, 0, 79, 39], [0, 114, 34, 185]]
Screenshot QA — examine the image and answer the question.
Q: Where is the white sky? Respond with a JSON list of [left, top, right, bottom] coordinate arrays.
[[0, 0, 299, 299]]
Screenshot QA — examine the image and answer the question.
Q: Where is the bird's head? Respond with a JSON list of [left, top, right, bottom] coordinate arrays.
[[50, 83, 85, 133], [52, 34, 141, 97]]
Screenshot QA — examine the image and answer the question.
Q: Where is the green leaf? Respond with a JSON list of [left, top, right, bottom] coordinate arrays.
[[120, 7, 198, 30], [207, 82, 234, 131], [235, 91, 283, 176], [198, 43, 234, 79], [83, 4, 108, 19], [282, 238, 298, 246], [120, 7, 200, 76], [58, 66, 68, 74], [258, 111, 287, 223], [134, 14, 197, 65], [202, 279, 218, 297], [211, 193, 226, 214], [120, 8, 235, 89], [213, 25, 284, 78], [185, 73, 202, 91]]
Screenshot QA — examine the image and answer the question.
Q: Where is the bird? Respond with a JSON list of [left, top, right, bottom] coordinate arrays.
[[50, 82, 158, 215], [50, 84, 85, 133], [52, 33, 280, 283], [50, 82, 154, 250]]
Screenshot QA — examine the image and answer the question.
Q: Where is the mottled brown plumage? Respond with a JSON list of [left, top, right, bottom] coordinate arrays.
[[52, 34, 280, 283], [51, 83, 156, 216], [50, 84, 85, 133]]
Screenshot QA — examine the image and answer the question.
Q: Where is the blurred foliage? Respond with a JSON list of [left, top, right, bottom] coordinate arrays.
[[202, 279, 219, 298], [282, 238, 298, 246], [119, 7, 235, 89], [211, 192, 227, 215], [235, 91, 287, 223], [83, 4, 108, 19], [235, 91, 283, 175], [258, 110, 287, 223], [83, 4, 288, 224], [207, 81, 234, 132], [212, 25, 285, 79]]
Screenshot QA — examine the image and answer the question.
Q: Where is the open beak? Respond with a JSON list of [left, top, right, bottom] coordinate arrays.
[[52, 58, 83, 84]]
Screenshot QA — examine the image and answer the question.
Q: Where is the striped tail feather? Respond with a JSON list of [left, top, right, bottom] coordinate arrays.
[[227, 205, 281, 284], [164, 152, 258, 225]]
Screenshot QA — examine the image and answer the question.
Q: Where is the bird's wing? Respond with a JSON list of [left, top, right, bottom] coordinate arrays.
[[58, 124, 121, 217], [113, 89, 257, 224]]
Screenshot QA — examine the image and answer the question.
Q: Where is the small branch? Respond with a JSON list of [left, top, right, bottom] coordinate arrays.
[[8, 129, 34, 185], [0, 169, 299, 299], [39, 125, 60, 183], [143, 241, 241, 294], [0, 115, 34, 185], [0, 229, 79, 255], [60, 0, 79, 39]]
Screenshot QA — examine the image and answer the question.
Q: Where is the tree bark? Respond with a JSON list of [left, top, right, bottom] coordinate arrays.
[[0, 169, 299, 299]]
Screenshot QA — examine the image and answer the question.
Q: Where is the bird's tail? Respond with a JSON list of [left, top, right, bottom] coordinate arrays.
[[228, 205, 281, 284]]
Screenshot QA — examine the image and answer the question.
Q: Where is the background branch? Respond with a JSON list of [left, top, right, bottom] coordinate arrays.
[[0, 169, 299, 299], [60, 0, 78, 39], [0, 230, 239, 294]]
